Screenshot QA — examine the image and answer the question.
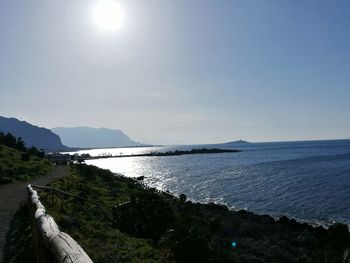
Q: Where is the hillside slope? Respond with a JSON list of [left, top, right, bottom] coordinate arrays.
[[0, 117, 68, 151]]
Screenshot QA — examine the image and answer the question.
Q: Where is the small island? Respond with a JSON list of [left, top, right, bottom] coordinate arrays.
[[224, 139, 251, 145]]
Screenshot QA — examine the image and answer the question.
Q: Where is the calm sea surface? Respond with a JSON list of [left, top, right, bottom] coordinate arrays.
[[69, 140, 350, 227]]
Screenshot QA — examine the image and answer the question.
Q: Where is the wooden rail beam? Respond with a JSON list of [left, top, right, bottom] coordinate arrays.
[[27, 184, 93, 263]]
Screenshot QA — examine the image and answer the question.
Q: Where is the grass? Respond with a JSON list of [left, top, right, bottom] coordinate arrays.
[[40, 165, 170, 263], [0, 145, 52, 184]]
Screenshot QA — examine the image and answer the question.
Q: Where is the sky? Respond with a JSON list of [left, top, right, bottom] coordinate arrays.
[[1, 0, 350, 145]]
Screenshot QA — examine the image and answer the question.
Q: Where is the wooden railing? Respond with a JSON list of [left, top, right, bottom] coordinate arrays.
[[29, 184, 130, 224], [27, 184, 93, 263]]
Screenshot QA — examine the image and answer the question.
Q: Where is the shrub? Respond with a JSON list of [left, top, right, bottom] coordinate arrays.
[[115, 191, 175, 240]]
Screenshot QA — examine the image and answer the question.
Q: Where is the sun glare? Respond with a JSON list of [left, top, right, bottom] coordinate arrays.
[[92, 0, 125, 31]]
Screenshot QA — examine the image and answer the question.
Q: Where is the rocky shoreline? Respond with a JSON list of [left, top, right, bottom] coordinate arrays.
[[21, 164, 350, 262]]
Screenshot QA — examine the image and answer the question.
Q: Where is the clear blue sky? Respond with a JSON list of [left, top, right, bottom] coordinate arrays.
[[1, 0, 349, 144]]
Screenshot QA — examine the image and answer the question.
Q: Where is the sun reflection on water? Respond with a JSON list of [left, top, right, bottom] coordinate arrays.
[[86, 157, 172, 192]]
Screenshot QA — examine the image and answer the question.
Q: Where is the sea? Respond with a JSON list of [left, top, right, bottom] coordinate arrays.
[[68, 139, 350, 227]]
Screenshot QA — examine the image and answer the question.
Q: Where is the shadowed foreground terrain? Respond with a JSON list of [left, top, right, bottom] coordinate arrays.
[[0, 166, 69, 262], [11, 164, 347, 263], [3, 204, 34, 263]]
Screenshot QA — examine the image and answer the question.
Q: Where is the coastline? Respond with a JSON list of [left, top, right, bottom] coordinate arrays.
[[22, 164, 350, 262], [77, 140, 350, 230], [177, 198, 350, 231]]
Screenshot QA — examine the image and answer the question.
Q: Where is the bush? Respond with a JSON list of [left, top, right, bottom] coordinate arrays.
[[115, 191, 175, 240], [170, 216, 214, 262]]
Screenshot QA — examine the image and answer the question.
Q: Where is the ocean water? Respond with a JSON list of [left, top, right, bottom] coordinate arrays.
[[71, 140, 350, 227]]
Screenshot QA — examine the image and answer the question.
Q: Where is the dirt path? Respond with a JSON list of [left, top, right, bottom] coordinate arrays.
[[0, 165, 69, 261]]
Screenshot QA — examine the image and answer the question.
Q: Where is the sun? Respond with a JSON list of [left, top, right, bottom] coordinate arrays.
[[92, 0, 125, 31]]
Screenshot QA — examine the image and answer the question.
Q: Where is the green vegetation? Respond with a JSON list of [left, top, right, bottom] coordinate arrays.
[[0, 132, 27, 152], [40, 165, 168, 262], [0, 132, 52, 184], [0, 145, 51, 184], [36, 164, 350, 263]]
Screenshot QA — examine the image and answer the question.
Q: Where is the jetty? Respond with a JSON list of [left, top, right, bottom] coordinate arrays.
[[48, 148, 240, 164]]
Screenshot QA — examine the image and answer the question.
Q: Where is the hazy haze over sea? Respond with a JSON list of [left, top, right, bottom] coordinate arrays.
[[69, 140, 350, 227]]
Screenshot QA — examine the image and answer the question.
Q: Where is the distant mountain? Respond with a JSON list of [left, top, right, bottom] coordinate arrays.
[[51, 127, 141, 148], [0, 116, 69, 151]]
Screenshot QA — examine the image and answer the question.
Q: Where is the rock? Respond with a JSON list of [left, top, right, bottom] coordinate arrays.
[[328, 223, 350, 247]]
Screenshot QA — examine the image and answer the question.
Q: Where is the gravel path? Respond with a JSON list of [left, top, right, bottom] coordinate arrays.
[[0, 165, 69, 261]]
